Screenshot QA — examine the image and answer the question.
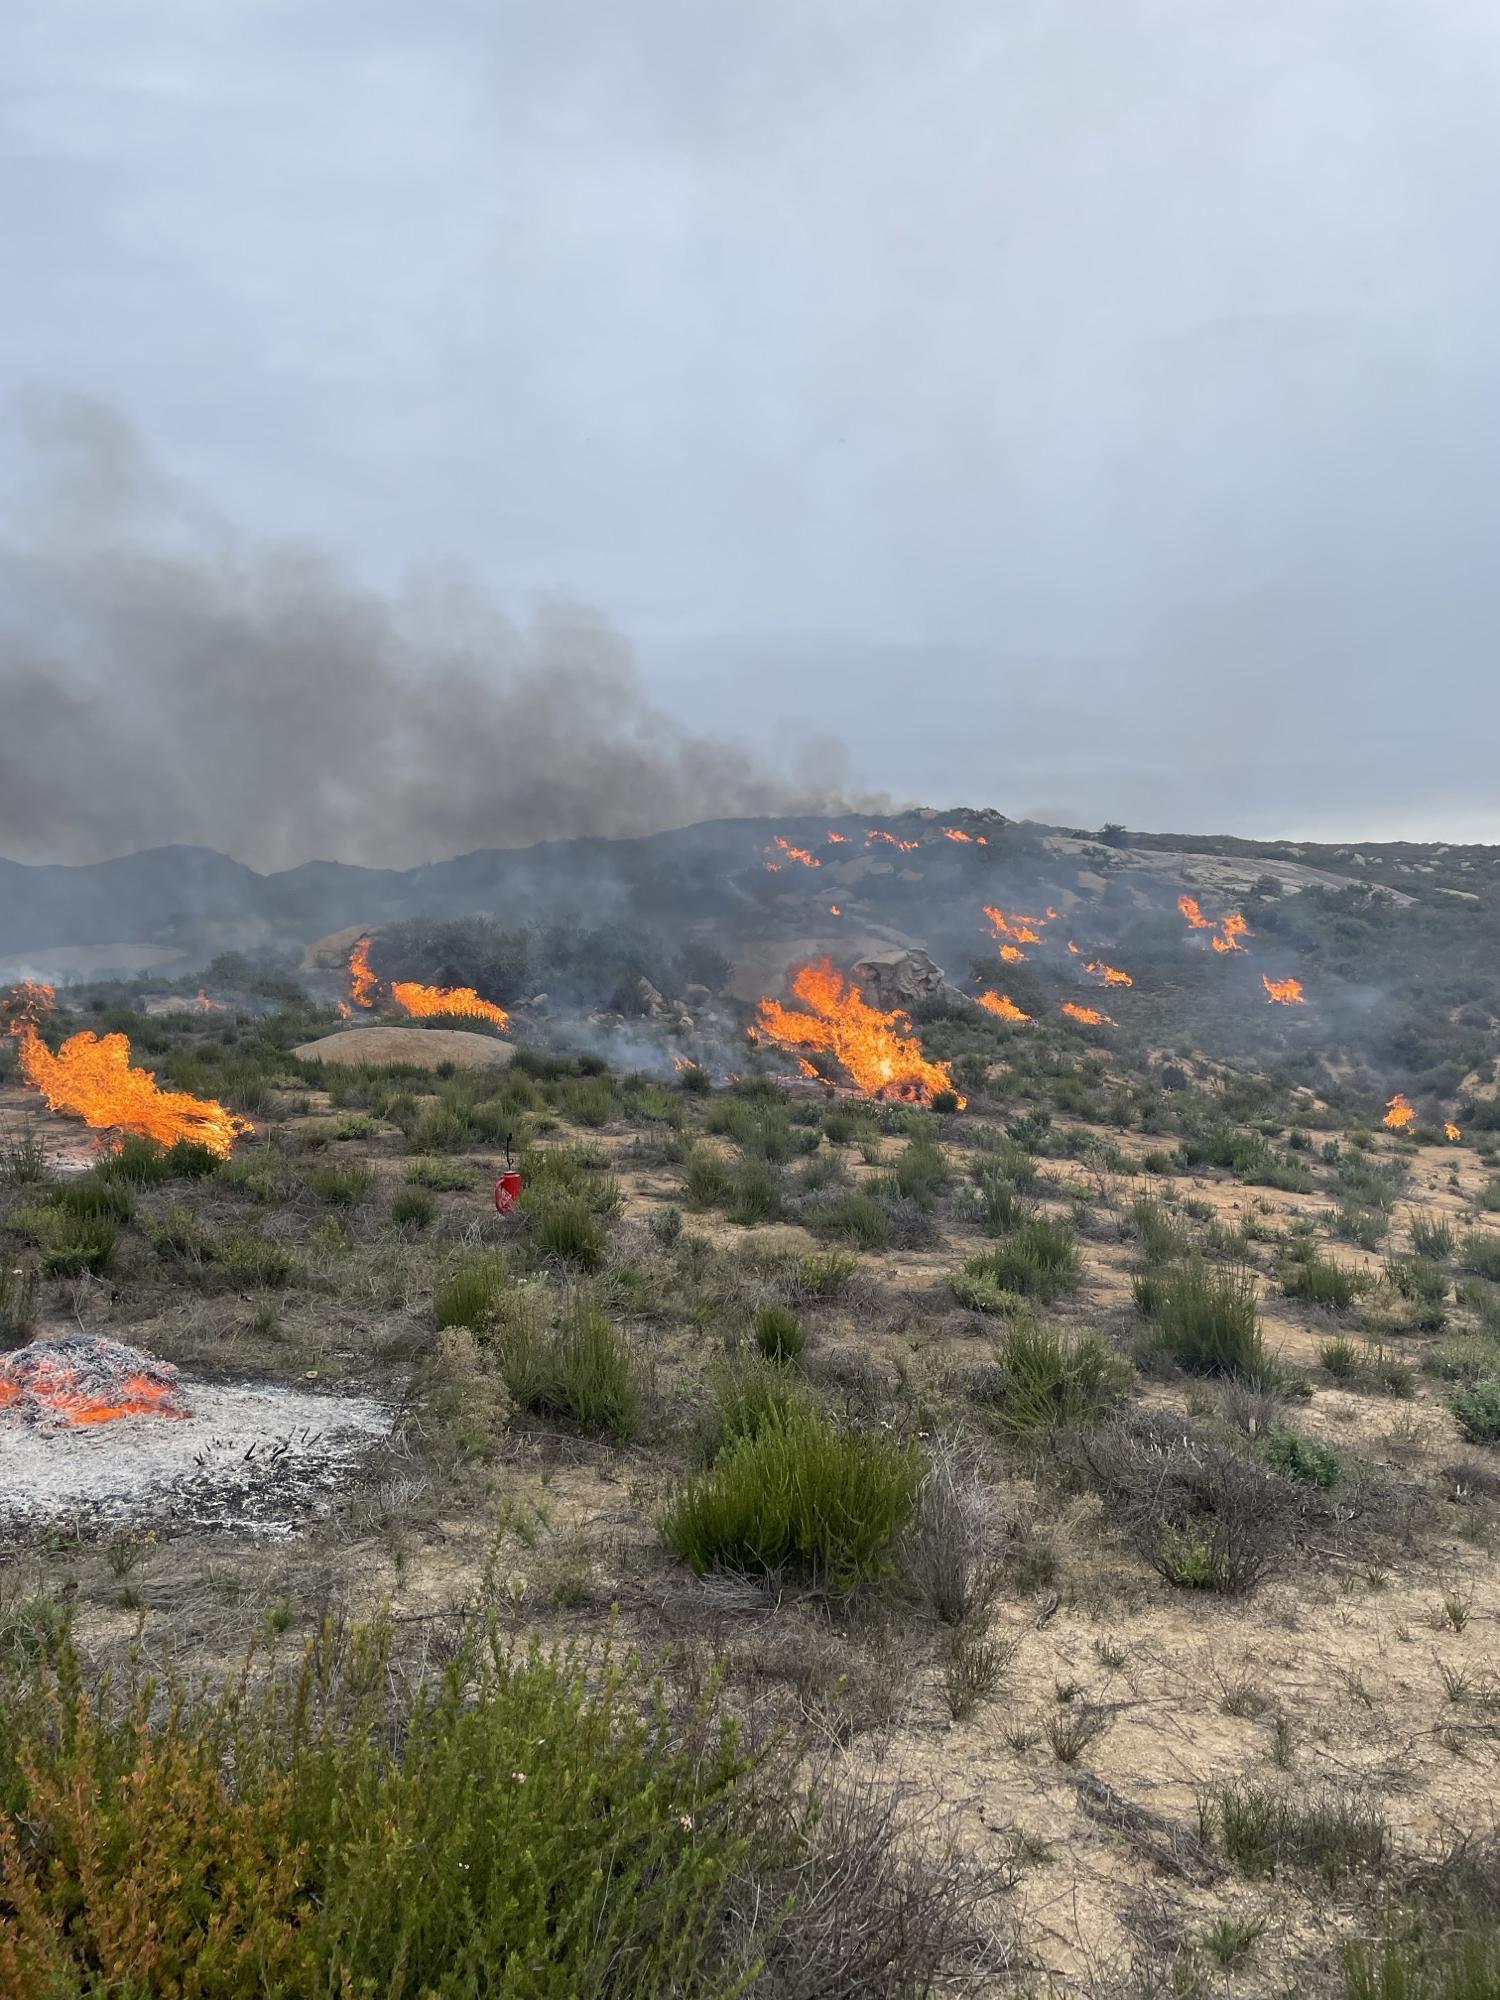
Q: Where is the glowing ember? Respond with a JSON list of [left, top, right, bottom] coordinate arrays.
[[1066, 941, 1080, 954], [829, 904, 842, 916], [826, 831, 848, 844], [867, 829, 921, 851], [1061, 1002, 1114, 1026], [977, 991, 1031, 1022], [391, 981, 510, 1029], [999, 944, 1028, 963], [770, 836, 820, 869], [194, 989, 225, 1011], [984, 905, 1042, 946], [6, 986, 249, 1158], [1085, 961, 1133, 987], [1447, 1122, 1462, 1142], [0, 1335, 190, 1429], [1262, 974, 1305, 1006], [1384, 1093, 1416, 1131], [754, 958, 963, 1105], [349, 936, 380, 1008]]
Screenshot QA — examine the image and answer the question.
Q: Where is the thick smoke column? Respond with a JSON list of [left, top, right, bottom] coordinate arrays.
[[0, 394, 866, 870]]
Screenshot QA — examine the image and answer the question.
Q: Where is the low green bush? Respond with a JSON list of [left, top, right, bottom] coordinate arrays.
[[1261, 1425, 1341, 1489], [805, 1187, 891, 1250], [531, 1193, 609, 1270], [962, 1220, 1080, 1304], [1282, 1248, 1364, 1310], [1459, 1230, 1500, 1281], [680, 1146, 732, 1210], [972, 1166, 1035, 1235], [307, 1160, 374, 1205], [1410, 1211, 1456, 1261], [1451, 1378, 1500, 1446], [755, 1302, 806, 1365], [1129, 1196, 1186, 1266], [405, 1158, 475, 1192], [1203, 1782, 1388, 1886], [390, 1187, 435, 1230], [1142, 1259, 1267, 1378], [975, 1320, 1130, 1445], [0, 1263, 38, 1341], [498, 1300, 643, 1439], [435, 1251, 510, 1329], [661, 1406, 924, 1594]]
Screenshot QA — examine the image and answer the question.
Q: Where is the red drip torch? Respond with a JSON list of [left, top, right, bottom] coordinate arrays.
[[495, 1134, 522, 1215]]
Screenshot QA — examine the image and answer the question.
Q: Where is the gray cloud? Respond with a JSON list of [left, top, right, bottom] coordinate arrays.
[[4, 1, 1500, 851]]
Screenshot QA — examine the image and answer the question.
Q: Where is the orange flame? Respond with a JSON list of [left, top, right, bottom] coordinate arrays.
[[1262, 974, 1305, 1006], [867, 829, 921, 851], [1177, 895, 1213, 930], [826, 830, 848, 844], [8, 1009, 250, 1157], [770, 836, 820, 869], [984, 905, 1042, 946], [1211, 912, 1250, 954], [349, 936, 380, 1008], [194, 988, 225, 1011], [1085, 961, 1133, 987], [942, 826, 987, 845], [999, 944, 1028, 964], [1061, 1002, 1114, 1026], [1446, 1122, 1462, 1142], [754, 959, 962, 1104], [1066, 940, 1080, 954], [977, 991, 1031, 1022], [1383, 1093, 1416, 1131], [336, 1000, 353, 1021], [829, 904, 842, 916], [390, 981, 510, 1029]]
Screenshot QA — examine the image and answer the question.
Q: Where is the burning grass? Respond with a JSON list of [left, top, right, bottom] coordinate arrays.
[[753, 959, 962, 1105]]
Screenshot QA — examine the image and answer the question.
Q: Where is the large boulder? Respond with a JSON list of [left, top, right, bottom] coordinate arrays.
[[849, 948, 950, 1011]]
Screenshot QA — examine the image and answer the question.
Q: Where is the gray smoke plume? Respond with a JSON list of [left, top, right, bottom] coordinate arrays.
[[0, 392, 870, 871]]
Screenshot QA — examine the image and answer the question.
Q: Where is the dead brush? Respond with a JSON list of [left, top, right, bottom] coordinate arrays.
[[1044, 1702, 1114, 1765], [941, 1629, 1017, 1723], [907, 1440, 1002, 1626]]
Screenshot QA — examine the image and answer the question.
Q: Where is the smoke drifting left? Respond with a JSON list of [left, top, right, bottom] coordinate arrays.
[[0, 393, 871, 872]]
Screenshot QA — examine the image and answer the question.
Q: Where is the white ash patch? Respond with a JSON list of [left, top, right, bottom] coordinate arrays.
[[0, 1379, 391, 1540]]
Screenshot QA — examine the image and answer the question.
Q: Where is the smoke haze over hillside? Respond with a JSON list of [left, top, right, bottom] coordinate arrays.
[[0, 396, 869, 870]]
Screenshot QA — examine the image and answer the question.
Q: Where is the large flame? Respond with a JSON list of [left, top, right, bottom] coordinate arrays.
[[755, 959, 962, 1104], [1262, 974, 1305, 1006], [977, 991, 1031, 1022], [6, 988, 249, 1157], [942, 826, 987, 845], [1177, 895, 1213, 931], [1446, 1122, 1462, 1142], [391, 981, 510, 1029], [349, 936, 380, 1008], [998, 943, 1028, 963], [0, 1335, 190, 1428], [1061, 1002, 1114, 1026], [1084, 960, 1133, 987], [1383, 1093, 1416, 1131]]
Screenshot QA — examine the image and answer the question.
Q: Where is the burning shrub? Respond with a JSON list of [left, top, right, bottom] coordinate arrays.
[[96, 1134, 221, 1184], [1138, 1258, 1267, 1379], [1078, 1414, 1305, 1594], [660, 1406, 925, 1595]]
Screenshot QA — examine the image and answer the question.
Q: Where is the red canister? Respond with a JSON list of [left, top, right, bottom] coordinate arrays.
[[495, 1171, 523, 1214]]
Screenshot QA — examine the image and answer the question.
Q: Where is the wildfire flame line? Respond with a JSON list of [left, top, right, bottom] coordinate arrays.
[[5, 985, 249, 1158], [983, 904, 1043, 946], [942, 826, 987, 845], [867, 829, 921, 850], [1061, 1001, 1114, 1026], [1262, 974, 1305, 1006], [754, 958, 962, 1105], [1084, 960, 1133, 987], [1383, 1093, 1416, 1131], [1178, 895, 1250, 954], [347, 939, 509, 1029], [977, 991, 1031, 1022], [769, 836, 819, 869]]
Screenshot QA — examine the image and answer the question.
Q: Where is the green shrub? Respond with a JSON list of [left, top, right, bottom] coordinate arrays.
[[704, 1367, 808, 1459], [435, 1252, 510, 1329], [1425, 1334, 1500, 1384], [890, 1138, 950, 1207], [17, 1209, 119, 1277], [1478, 1180, 1500, 1212], [532, 1193, 609, 1270], [1203, 1782, 1388, 1886], [681, 1146, 732, 1210], [409, 1103, 471, 1154], [390, 1187, 435, 1230], [794, 1250, 858, 1300], [976, 1320, 1130, 1445], [307, 1161, 374, 1205], [806, 1187, 890, 1250], [1458, 1230, 1500, 1281], [405, 1157, 474, 1192], [215, 1234, 302, 1288], [963, 1220, 1080, 1303], [1410, 1211, 1456, 1260], [1282, 1249, 1364, 1309], [1129, 1196, 1185, 1266], [1332, 1205, 1387, 1251], [0, 1134, 50, 1187], [1450, 1378, 1500, 1446], [725, 1157, 783, 1227], [1320, 1337, 1359, 1380], [649, 1204, 684, 1247], [949, 1261, 1025, 1315], [499, 1301, 643, 1439], [0, 1619, 766, 1999], [1261, 1425, 1341, 1489], [51, 1176, 135, 1225], [1385, 1256, 1449, 1307], [755, 1302, 806, 1365], [661, 1406, 924, 1594], [1144, 1260, 1267, 1378], [973, 1166, 1035, 1235]]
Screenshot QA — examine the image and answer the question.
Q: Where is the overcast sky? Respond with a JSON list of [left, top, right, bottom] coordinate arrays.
[[5, 0, 1499, 851]]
